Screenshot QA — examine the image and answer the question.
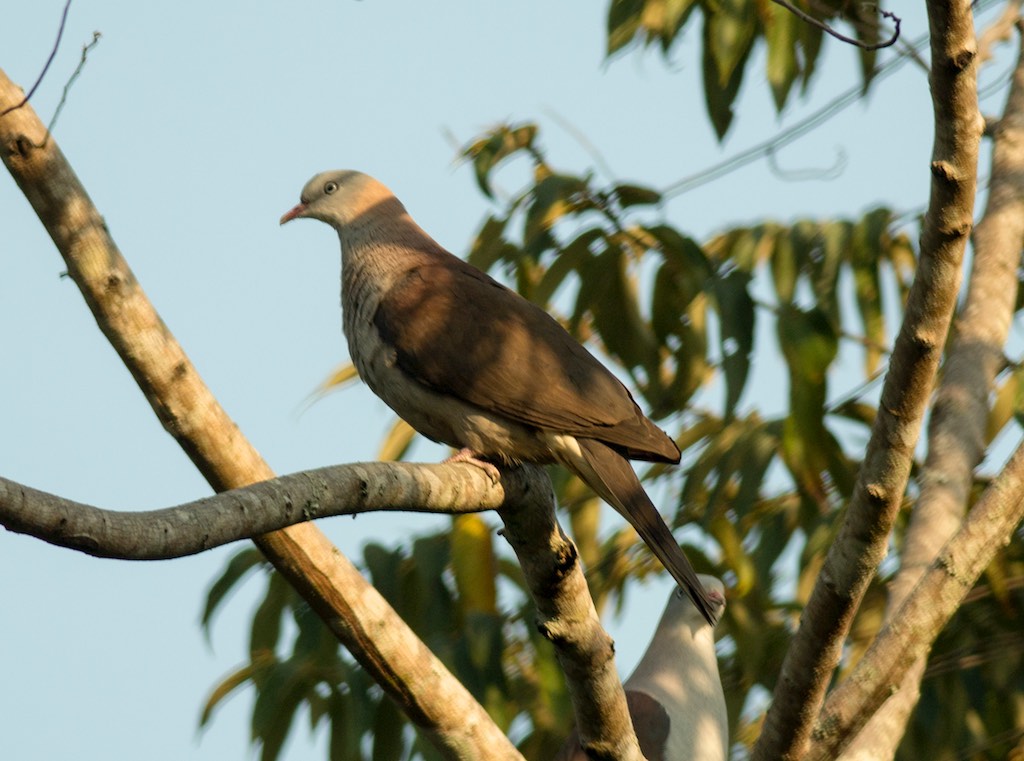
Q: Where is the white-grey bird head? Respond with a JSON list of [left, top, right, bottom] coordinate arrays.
[[667, 574, 726, 630], [280, 170, 398, 228]]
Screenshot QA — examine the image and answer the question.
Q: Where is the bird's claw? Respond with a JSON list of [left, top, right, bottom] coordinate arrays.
[[445, 448, 502, 485]]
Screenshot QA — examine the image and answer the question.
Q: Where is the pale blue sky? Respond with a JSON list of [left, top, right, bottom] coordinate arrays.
[[1, 2, 991, 759]]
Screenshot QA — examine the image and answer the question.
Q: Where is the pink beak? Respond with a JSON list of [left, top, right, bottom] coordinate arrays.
[[279, 202, 308, 225]]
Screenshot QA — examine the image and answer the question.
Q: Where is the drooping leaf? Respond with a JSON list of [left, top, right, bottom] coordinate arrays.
[[612, 183, 662, 208], [377, 418, 418, 461], [250, 571, 292, 658], [764, 0, 799, 110], [450, 514, 498, 616], [252, 660, 307, 761], [607, 0, 645, 55], [712, 268, 755, 418], [201, 548, 265, 635], [462, 123, 538, 198]]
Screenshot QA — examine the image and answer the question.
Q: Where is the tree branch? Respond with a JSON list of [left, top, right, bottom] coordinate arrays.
[[751, 2, 982, 759], [808, 437, 1024, 758], [770, 1, 900, 52], [838, 19, 1024, 761], [0, 64, 651, 761], [0, 462, 521, 560], [0, 67, 521, 761], [499, 494, 646, 761]]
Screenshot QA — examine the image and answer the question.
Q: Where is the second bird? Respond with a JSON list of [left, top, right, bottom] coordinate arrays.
[[280, 170, 717, 625]]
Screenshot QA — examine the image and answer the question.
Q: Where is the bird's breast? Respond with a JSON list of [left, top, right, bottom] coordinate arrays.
[[341, 276, 554, 463]]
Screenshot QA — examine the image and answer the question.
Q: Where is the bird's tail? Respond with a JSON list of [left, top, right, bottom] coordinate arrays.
[[574, 439, 719, 626]]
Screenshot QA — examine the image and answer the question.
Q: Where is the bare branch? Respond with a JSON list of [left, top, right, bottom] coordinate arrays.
[[40, 30, 101, 140], [771, 1, 900, 51], [809, 437, 1024, 759], [0, 0, 72, 118], [837, 18, 1024, 760], [751, 1, 983, 759], [499, 479, 647, 761], [0, 462, 522, 560], [0, 67, 522, 761]]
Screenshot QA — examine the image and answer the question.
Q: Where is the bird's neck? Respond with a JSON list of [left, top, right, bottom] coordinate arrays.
[[338, 202, 443, 282], [337, 203, 448, 343], [627, 622, 718, 692]]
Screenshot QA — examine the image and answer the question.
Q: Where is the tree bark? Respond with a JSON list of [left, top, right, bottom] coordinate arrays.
[[0, 462, 530, 559], [839, 16, 1024, 761], [1, 65, 652, 761], [0, 68, 524, 761], [751, 2, 982, 759], [807, 435, 1024, 759]]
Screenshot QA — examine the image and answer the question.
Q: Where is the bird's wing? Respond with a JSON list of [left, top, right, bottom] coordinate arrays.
[[373, 259, 679, 461], [552, 690, 669, 761]]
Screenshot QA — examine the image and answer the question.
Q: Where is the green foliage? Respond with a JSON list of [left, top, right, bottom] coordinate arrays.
[[606, 0, 889, 137]]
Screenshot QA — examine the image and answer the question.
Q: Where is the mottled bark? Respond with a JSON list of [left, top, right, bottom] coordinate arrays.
[[839, 17, 1024, 761], [751, 2, 983, 759]]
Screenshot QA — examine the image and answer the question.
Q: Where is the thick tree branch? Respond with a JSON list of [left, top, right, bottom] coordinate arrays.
[[0, 68, 521, 761], [839, 20, 1024, 761], [808, 437, 1024, 759], [1, 66, 650, 761], [0, 462, 521, 559], [751, 2, 982, 759], [499, 496, 645, 761]]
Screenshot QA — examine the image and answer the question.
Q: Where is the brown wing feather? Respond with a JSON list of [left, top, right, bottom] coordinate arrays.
[[552, 690, 669, 761], [374, 258, 679, 462]]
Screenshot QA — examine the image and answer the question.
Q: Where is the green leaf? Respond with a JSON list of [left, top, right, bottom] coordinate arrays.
[[612, 183, 662, 208], [765, 0, 799, 110], [252, 660, 306, 761], [467, 215, 512, 272], [707, 0, 756, 85], [371, 698, 406, 761], [777, 303, 837, 384], [533, 228, 601, 307], [852, 208, 890, 375], [377, 417, 417, 461], [579, 247, 658, 372], [712, 268, 755, 418], [451, 514, 497, 615], [201, 548, 264, 635], [250, 572, 291, 658], [462, 124, 538, 198], [607, 0, 645, 55], [797, 8, 825, 92], [661, 0, 699, 49], [770, 226, 797, 304], [524, 173, 588, 249], [200, 659, 263, 727]]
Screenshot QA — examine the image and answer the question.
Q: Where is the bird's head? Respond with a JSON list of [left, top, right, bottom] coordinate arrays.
[[280, 170, 396, 228]]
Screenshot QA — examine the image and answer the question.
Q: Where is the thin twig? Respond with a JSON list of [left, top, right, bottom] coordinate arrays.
[[0, 0, 73, 118], [41, 30, 101, 141], [771, 1, 900, 51]]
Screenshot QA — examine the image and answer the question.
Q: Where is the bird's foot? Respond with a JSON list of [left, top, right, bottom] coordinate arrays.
[[445, 448, 501, 484]]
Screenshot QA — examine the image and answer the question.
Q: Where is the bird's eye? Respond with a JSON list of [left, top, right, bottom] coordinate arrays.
[[324, 181, 338, 195]]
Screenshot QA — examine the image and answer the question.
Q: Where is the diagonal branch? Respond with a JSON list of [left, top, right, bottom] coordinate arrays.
[[0, 67, 521, 761], [838, 18, 1024, 761], [808, 437, 1024, 759], [751, 2, 983, 759], [0, 65, 648, 761]]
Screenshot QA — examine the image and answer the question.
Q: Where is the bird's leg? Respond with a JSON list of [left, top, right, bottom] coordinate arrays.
[[444, 448, 501, 484]]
